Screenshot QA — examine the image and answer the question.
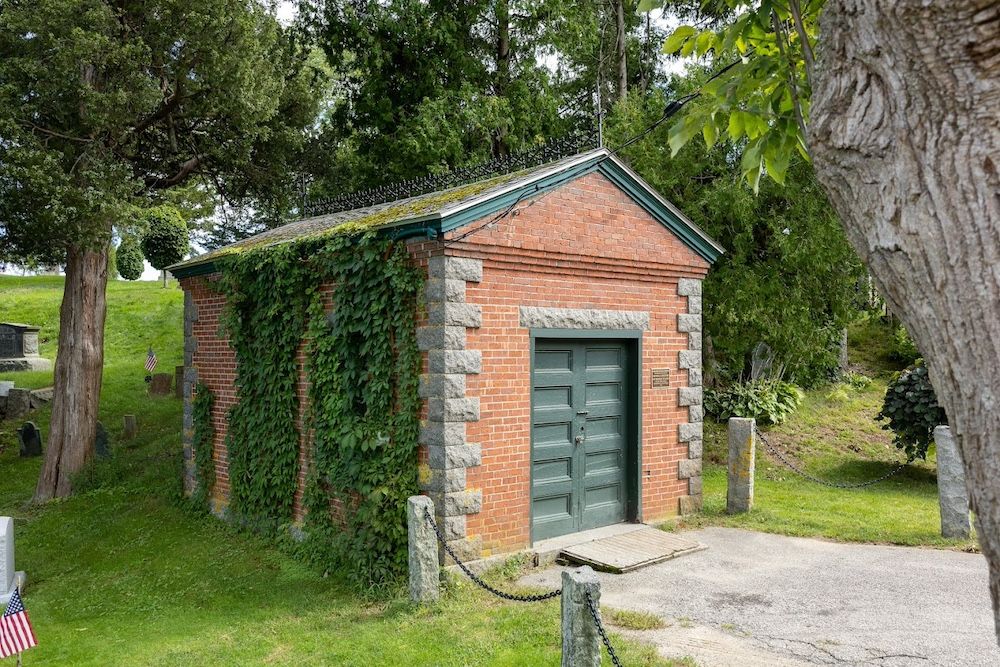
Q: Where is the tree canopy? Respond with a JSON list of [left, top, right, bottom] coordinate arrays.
[[0, 0, 327, 500], [0, 0, 325, 264]]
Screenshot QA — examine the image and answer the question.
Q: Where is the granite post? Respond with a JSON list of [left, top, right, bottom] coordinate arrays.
[[934, 426, 970, 539], [0, 517, 27, 608], [407, 495, 440, 603], [561, 567, 602, 667], [727, 417, 756, 514]]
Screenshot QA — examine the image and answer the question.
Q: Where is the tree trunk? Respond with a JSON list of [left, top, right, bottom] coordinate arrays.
[[34, 244, 109, 501], [492, 0, 511, 158], [614, 0, 627, 102], [810, 0, 1000, 639], [638, 12, 651, 95]]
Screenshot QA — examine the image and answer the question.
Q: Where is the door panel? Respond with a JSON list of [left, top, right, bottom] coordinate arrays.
[[531, 343, 578, 539], [532, 339, 631, 541]]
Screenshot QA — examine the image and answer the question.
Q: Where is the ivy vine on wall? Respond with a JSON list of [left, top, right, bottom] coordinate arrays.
[[191, 382, 216, 509], [218, 244, 312, 531], [302, 236, 423, 588], [215, 233, 423, 587]]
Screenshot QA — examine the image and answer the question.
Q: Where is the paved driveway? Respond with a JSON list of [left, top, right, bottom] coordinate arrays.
[[519, 528, 1000, 666]]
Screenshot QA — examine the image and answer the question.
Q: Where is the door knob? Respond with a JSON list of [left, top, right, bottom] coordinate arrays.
[[575, 435, 585, 444]]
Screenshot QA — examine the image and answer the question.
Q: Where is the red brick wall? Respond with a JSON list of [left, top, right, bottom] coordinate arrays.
[[180, 274, 235, 509], [180, 170, 708, 550], [445, 171, 708, 553]]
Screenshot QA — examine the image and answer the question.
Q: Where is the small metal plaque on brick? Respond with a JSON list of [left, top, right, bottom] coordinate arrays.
[[651, 368, 670, 388]]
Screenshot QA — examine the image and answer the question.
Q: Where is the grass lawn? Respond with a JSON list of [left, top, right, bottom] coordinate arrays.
[[0, 276, 677, 666], [681, 328, 977, 551]]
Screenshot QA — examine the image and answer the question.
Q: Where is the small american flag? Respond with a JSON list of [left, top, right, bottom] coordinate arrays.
[[144, 347, 158, 373], [0, 589, 36, 659]]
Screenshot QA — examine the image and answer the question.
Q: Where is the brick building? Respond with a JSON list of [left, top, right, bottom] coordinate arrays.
[[171, 148, 722, 560]]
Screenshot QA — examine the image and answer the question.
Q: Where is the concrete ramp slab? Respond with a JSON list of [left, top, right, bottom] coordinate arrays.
[[560, 527, 705, 573]]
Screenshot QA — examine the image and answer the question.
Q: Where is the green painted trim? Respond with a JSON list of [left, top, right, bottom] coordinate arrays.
[[596, 160, 723, 264], [528, 338, 536, 544], [632, 334, 643, 523], [171, 261, 218, 279], [529, 328, 643, 340], [527, 329, 643, 544]]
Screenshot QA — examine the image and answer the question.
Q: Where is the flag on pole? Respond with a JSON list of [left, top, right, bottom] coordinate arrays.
[[0, 589, 37, 659], [144, 347, 158, 373]]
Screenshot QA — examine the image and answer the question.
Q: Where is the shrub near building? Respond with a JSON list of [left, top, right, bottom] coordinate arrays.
[[878, 363, 946, 461]]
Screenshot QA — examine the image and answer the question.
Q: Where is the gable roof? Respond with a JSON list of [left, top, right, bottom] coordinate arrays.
[[169, 148, 723, 278]]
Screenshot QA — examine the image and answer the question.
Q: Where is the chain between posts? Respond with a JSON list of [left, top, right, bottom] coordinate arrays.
[[423, 508, 561, 602], [585, 591, 623, 667], [754, 426, 909, 489]]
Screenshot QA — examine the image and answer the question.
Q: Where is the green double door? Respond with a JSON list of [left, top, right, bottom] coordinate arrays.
[[531, 339, 633, 541]]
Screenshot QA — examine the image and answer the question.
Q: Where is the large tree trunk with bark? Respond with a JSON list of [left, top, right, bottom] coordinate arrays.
[[34, 243, 109, 501], [614, 0, 628, 102], [809, 0, 1000, 638]]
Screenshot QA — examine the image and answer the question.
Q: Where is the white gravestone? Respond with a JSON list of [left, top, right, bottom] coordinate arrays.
[[0, 517, 27, 608]]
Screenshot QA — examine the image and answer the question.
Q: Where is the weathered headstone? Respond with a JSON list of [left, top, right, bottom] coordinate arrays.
[[16, 422, 42, 458], [0, 323, 51, 372], [839, 328, 849, 372], [0, 518, 14, 593], [95, 421, 110, 459], [934, 426, 970, 539], [29, 386, 53, 409], [149, 373, 173, 396], [0, 381, 13, 397], [727, 417, 756, 514], [407, 495, 440, 603], [5, 388, 31, 420], [0, 518, 27, 609], [123, 414, 138, 439], [561, 567, 602, 667]]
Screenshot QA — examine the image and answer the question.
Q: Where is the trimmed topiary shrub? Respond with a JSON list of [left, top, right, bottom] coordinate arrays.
[[877, 363, 946, 460], [140, 206, 188, 281], [116, 235, 144, 281], [704, 379, 803, 425]]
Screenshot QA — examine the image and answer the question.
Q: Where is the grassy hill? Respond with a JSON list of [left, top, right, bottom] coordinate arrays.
[[687, 318, 977, 550], [0, 277, 671, 666]]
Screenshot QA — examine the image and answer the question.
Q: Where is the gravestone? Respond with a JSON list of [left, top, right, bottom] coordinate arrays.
[[16, 422, 42, 458], [123, 414, 138, 439], [0, 518, 27, 609], [175, 365, 184, 399], [149, 373, 173, 396], [5, 389, 31, 420], [95, 421, 110, 459], [0, 323, 51, 372]]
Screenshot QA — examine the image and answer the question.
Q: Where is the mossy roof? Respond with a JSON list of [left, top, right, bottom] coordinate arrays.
[[170, 147, 724, 275], [170, 151, 600, 273]]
